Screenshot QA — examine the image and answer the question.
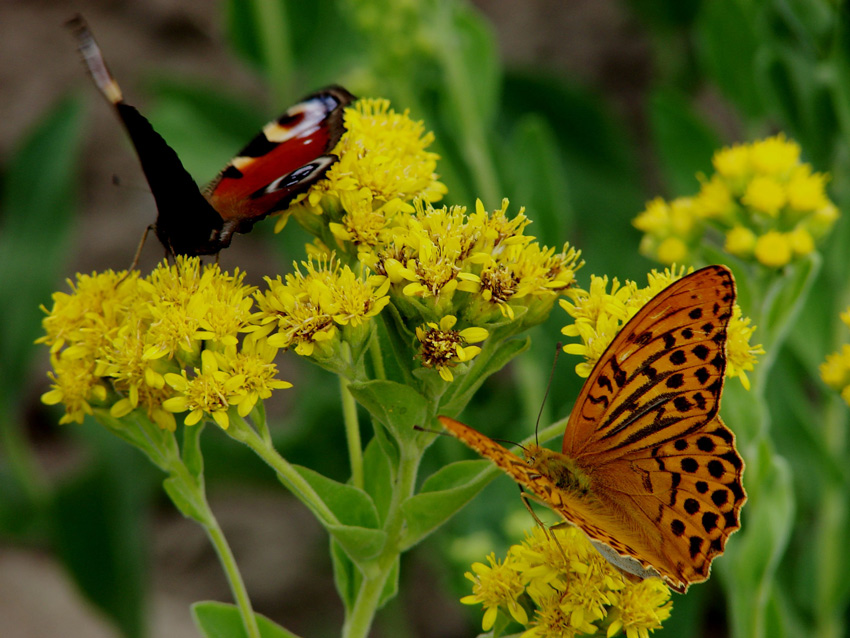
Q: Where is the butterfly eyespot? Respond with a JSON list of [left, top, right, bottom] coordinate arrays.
[[440, 266, 747, 592]]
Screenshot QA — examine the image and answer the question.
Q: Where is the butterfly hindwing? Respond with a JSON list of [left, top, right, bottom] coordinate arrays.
[[594, 415, 746, 591], [563, 266, 735, 463], [205, 86, 355, 228]]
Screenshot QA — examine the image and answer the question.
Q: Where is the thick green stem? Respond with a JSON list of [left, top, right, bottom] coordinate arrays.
[[168, 455, 260, 638], [342, 442, 422, 638], [340, 376, 364, 489], [202, 512, 261, 638]]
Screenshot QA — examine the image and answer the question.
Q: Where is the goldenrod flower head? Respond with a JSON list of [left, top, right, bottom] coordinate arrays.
[[725, 306, 764, 392], [633, 198, 699, 265], [254, 254, 389, 361], [280, 97, 447, 236], [37, 269, 140, 355], [606, 578, 673, 638], [724, 225, 757, 258], [40, 258, 291, 432], [41, 356, 108, 425], [560, 275, 633, 377], [561, 267, 761, 389], [365, 198, 581, 329], [786, 165, 830, 211], [461, 552, 528, 631], [225, 337, 293, 417], [754, 230, 792, 268], [464, 526, 671, 637], [821, 309, 850, 408], [164, 350, 238, 430], [749, 134, 800, 176], [415, 315, 488, 382], [712, 143, 750, 179], [741, 176, 786, 217], [633, 134, 837, 268]]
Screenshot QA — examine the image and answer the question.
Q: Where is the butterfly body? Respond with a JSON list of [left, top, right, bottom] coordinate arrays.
[[68, 15, 354, 257], [440, 265, 746, 593]]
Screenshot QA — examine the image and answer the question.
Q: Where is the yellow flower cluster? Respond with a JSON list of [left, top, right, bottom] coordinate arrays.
[[820, 308, 850, 407], [253, 255, 390, 361], [633, 134, 838, 268], [560, 266, 763, 390], [266, 96, 583, 384], [461, 526, 671, 638], [363, 198, 583, 328], [39, 257, 388, 430], [278, 97, 447, 251]]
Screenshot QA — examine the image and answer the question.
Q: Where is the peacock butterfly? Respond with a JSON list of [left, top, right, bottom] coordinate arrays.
[[68, 15, 354, 257]]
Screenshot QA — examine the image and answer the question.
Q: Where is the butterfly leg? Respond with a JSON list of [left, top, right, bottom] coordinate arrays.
[[118, 224, 154, 281], [518, 486, 572, 564]]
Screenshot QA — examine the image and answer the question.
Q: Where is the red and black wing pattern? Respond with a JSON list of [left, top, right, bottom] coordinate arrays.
[[205, 86, 354, 228], [69, 15, 354, 257]]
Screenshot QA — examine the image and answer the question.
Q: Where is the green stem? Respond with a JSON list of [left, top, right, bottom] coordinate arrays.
[[167, 453, 260, 638], [229, 419, 340, 526], [368, 330, 386, 380], [340, 376, 364, 489], [342, 442, 422, 638], [202, 512, 261, 638]]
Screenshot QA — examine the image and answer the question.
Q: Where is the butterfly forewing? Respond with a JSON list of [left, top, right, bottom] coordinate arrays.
[[563, 266, 735, 463], [438, 266, 746, 593]]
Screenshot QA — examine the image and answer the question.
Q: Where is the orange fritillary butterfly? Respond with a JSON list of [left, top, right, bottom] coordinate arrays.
[[439, 265, 746, 593]]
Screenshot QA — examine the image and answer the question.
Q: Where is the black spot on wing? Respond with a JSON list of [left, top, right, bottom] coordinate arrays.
[[239, 134, 277, 158], [221, 165, 243, 180]]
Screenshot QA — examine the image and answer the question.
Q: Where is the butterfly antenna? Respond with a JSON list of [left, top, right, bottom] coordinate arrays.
[[535, 342, 562, 447]]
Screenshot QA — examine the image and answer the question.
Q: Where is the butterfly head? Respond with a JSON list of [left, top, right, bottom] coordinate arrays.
[[524, 446, 593, 497]]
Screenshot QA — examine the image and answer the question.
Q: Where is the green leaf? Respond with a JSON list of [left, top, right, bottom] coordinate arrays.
[[378, 556, 400, 609], [0, 96, 83, 397], [162, 475, 206, 523], [182, 420, 206, 478], [192, 601, 301, 638], [648, 88, 721, 196], [293, 465, 379, 529], [401, 459, 494, 548], [346, 380, 429, 445], [93, 409, 178, 472], [293, 465, 386, 563], [330, 538, 358, 614], [325, 523, 387, 564], [363, 438, 394, 523], [760, 254, 820, 354]]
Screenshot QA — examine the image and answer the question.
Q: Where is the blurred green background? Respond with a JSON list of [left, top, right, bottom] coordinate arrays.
[[2, 0, 849, 636]]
